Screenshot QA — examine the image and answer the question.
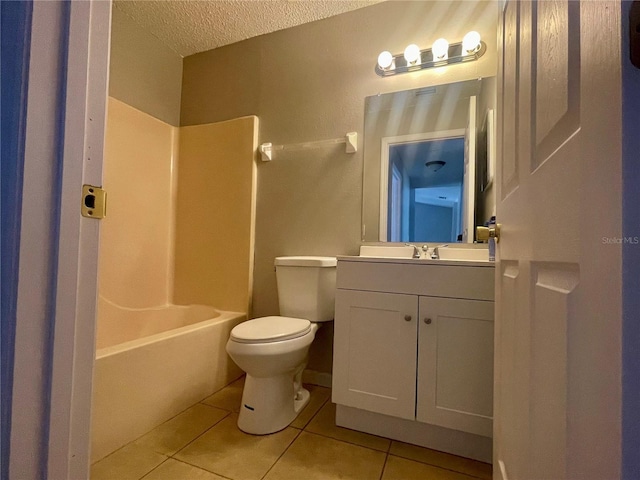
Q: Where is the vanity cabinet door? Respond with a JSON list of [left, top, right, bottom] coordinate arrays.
[[417, 296, 494, 437], [332, 290, 418, 420]]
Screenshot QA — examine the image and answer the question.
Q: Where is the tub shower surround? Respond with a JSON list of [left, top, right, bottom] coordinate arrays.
[[91, 301, 244, 462], [94, 100, 257, 462]]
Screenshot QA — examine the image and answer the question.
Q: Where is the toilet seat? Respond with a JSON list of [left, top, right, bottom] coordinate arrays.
[[230, 316, 311, 344]]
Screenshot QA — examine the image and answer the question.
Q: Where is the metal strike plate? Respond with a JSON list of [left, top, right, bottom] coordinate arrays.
[[81, 185, 106, 219]]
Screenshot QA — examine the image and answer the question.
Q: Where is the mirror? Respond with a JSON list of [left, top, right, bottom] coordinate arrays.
[[362, 77, 496, 243]]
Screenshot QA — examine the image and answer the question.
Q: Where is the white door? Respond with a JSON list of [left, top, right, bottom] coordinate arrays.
[[494, 1, 622, 479], [462, 96, 477, 242]]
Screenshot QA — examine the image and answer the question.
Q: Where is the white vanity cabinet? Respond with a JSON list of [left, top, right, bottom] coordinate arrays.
[[332, 256, 494, 459], [417, 296, 494, 437], [333, 290, 418, 420]]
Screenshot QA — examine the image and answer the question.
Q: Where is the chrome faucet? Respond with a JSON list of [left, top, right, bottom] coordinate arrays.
[[431, 244, 449, 260], [404, 243, 421, 259]]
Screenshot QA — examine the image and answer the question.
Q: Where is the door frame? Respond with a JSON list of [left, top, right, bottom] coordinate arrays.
[[622, 2, 640, 477], [48, 2, 111, 478], [9, 1, 110, 478], [379, 128, 466, 241]]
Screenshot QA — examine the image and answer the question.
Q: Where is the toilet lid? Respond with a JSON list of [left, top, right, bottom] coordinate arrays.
[[230, 316, 312, 344]]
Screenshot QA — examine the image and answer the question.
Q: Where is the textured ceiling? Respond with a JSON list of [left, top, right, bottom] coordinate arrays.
[[114, 0, 385, 57]]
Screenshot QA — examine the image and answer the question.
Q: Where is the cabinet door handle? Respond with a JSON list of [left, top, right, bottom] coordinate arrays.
[[424, 318, 432, 324], [404, 315, 412, 322]]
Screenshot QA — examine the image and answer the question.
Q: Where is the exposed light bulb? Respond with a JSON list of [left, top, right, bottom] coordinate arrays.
[[377, 51, 394, 70], [403, 44, 421, 65], [462, 31, 481, 54], [432, 38, 449, 60]]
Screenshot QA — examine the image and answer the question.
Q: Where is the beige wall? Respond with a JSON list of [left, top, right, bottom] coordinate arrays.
[[99, 98, 178, 310], [173, 117, 258, 313], [181, 1, 498, 374], [179, 1, 499, 374], [109, 6, 183, 126]]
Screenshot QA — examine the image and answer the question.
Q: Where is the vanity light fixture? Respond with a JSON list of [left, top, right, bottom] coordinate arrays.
[[375, 31, 486, 77], [403, 44, 421, 65], [431, 38, 449, 60], [377, 51, 394, 70], [462, 31, 482, 54]]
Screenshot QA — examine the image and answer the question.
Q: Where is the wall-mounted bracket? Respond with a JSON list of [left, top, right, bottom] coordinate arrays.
[[345, 132, 358, 153], [259, 142, 273, 162]]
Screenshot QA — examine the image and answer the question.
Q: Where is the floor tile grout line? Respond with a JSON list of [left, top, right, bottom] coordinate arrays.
[[302, 428, 391, 453], [301, 429, 391, 458], [169, 410, 233, 459], [137, 457, 171, 480], [300, 393, 491, 478], [92, 395, 235, 467], [301, 400, 391, 453], [90, 438, 168, 469], [294, 392, 331, 430], [385, 453, 488, 480], [168, 456, 236, 480], [198, 375, 245, 409], [258, 427, 304, 480], [299, 424, 489, 479], [379, 452, 390, 480], [302, 407, 391, 455], [387, 440, 492, 478], [126, 381, 321, 478]]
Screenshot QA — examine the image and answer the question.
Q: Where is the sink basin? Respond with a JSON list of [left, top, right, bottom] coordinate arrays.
[[358, 245, 490, 261], [359, 245, 415, 258], [436, 247, 490, 262]]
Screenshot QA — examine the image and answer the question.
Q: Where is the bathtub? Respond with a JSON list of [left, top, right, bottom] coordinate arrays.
[[91, 298, 245, 462]]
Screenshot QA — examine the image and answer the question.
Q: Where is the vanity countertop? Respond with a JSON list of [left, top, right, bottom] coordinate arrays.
[[337, 255, 495, 268]]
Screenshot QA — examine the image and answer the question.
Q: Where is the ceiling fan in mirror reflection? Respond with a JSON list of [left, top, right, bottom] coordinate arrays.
[[376, 31, 485, 77]]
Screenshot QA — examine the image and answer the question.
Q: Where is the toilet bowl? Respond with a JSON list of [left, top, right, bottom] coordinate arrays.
[[225, 256, 336, 435]]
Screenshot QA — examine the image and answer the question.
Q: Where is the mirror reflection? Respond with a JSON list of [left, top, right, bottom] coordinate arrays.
[[387, 135, 465, 242], [362, 77, 496, 243]]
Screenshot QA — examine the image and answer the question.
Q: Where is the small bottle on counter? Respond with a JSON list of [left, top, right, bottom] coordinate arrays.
[[488, 216, 496, 261]]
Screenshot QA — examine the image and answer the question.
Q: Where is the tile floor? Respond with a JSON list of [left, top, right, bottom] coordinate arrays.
[[91, 377, 492, 480]]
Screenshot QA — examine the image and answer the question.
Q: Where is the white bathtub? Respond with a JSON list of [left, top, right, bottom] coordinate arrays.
[[91, 299, 245, 462]]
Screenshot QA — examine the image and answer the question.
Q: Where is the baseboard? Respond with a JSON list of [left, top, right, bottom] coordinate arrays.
[[302, 369, 332, 388], [336, 404, 492, 464]]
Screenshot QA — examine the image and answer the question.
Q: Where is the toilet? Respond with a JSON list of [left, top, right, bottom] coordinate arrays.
[[225, 256, 336, 435]]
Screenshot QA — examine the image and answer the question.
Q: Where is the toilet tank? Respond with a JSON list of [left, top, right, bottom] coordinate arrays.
[[274, 256, 337, 322]]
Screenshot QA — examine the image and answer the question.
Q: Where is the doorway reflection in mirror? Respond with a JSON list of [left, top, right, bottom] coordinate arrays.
[[387, 137, 465, 243]]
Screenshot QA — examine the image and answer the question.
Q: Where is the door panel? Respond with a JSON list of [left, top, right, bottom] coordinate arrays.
[[494, 261, 530, 480], [529, 263, 579, 480], [500, 0, 519, 198], [417, 297, 494, 438], [332, 290, 418, 420], [534, 0, 581, 168]]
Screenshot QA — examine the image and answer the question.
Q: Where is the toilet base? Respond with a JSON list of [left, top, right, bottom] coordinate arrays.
[[237, 373, 310, 435]]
